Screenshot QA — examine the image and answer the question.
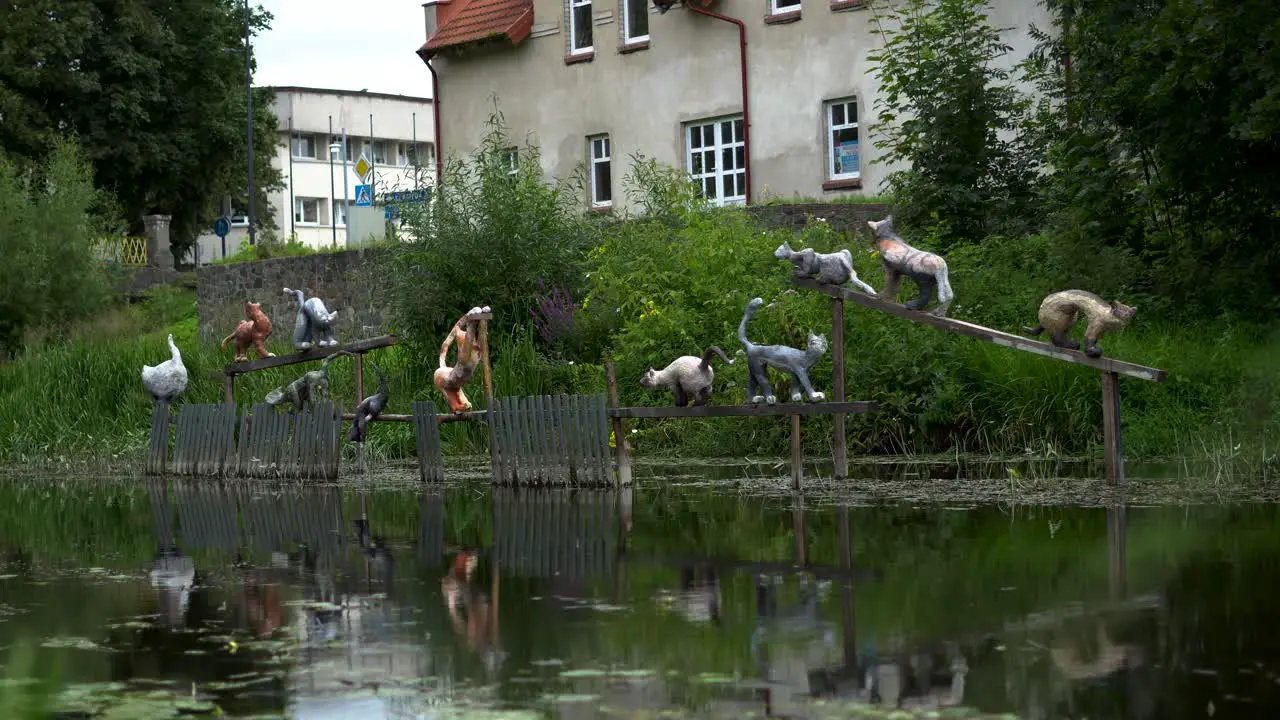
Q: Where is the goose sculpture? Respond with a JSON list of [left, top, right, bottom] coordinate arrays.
[[141, 333, 189, 405]]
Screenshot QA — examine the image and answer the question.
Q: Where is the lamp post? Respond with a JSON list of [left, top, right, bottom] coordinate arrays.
[[328, 142, 341, 248], [243, 0, 256, 245]]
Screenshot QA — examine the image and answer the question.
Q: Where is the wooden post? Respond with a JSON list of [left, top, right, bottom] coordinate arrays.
[[354, 352, 365, 406], [605, 362, 631, 487], [479, 318, 494, 407], [830, 296, 848, 480], [1101, 371, 1124, 486], [223, 374, 234, 406], [791, 414, 803, 490]]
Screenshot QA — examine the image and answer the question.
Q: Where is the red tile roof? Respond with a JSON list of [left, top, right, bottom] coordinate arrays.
[[418, 0, 535, 58]]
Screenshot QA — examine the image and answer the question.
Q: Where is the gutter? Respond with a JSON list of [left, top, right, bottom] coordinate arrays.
[[423, 55, 445, 187], [687, 2, 752, 205]]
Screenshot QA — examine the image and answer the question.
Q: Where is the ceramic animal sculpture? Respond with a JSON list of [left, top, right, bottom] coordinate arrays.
[[283, 287, 339, 350], [220, 301, 275, 362], [265, 350, 354, 414], [435, 305, 490, 413], [349, 362, 389, 443], [774, 241, 877, 296], [1023, 290, 1137, 358], [640, 347, 734, 407], [737, 297, 828, 405], [141, 334, 189, 405], [866, 216, 955, 317]]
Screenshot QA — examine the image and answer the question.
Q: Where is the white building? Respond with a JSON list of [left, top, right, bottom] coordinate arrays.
[[195, 86, 435, 263]]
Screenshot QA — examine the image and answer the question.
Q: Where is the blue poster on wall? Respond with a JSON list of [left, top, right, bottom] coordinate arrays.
[[837, 141, 860, 175]]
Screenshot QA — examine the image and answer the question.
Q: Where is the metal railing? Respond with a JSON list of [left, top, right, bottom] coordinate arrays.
[[93, 236, 147, 266]]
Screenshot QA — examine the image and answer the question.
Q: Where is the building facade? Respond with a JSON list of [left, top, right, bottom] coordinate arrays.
[[195, 86, 435, 263], [416, 0, 1050, 213]]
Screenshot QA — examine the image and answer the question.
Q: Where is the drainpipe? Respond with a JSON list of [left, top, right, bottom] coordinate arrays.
[[425, 57, 444, 187], [687, 2, 751, 205]]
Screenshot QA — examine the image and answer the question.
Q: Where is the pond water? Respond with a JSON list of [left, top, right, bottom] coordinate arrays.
[[0, 474, 1277, 718]]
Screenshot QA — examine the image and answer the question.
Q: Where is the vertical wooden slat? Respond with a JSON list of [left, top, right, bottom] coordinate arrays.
[[791, 414, 803, 490], [1102, 371, 1124, 486], [488, 399, 504, 485], [534, 395, 549, 484], [146, 401, 168, 475], [513, 396, 530, 486], [551, 395, 566, 485], [605, 364, 631, 487], [594, 394, 612, 487], [831, 296, 848, 480]]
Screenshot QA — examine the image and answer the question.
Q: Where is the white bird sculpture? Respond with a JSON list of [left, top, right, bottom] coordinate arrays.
[[141, 333, 189, 405]]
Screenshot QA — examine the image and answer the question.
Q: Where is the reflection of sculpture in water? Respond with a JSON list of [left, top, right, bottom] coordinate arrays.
[[660, 565, 722, 625], [857, 641, 968, 710], [441, 549, 503, 670], [240, 568, 284, 636], [1050, 623, 1144, 680], [434, 306, 490, 413], [150, 545, 196, 628]]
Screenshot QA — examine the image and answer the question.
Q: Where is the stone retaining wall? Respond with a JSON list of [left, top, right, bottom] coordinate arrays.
[[195, 203, 889, 344]]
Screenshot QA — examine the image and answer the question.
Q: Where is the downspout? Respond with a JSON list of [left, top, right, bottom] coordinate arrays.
[[425, 56, 444, 187], [687, 2, 751, 204]]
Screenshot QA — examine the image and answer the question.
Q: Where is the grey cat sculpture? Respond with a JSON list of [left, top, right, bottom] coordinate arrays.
[[737, 297, 828, 405], [774, 241, 877, 295], [283, 287, 339, 350]]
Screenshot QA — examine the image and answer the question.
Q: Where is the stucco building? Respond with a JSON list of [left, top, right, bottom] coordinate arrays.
[[195, 86, 435, 262], [414, 0, 1050, 212]]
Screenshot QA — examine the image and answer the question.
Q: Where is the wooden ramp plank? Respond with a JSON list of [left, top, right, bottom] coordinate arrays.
[[224, 334, 398, 376], [610, 401, 878, 419], [794, 277, 1167, 382]]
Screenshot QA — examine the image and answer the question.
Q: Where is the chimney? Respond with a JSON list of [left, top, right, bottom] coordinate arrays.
[[423, 1, 450, 41]]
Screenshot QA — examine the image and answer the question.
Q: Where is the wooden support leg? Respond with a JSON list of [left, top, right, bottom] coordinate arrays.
[[791, 414, 803, 490], [605, 362, 632, 487], [354, 353, 365, 406], [223, 374, 235, 406], [831, 297, 848, 480], [479, 318, 494, 407], [1101, 371, 1124, 486]]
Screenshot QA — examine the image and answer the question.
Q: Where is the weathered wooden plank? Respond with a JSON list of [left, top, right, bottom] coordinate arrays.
[[830, 296, 848, 480], [610, 401, 879, 419], [512, 396, 529, 486], [334, 411, 488, 423], [791, 414, 803, 490], [568, 395, 583, 485], [554, 395, 571, 485], [605, 363, 631, 487], [146, 402, 169, 475], [413, 401, 444, 483], [593, 394, 612, 487], [794, 277, 1168, 382], [223, 334, 398, 376], [1102, 371, 1125, 486]]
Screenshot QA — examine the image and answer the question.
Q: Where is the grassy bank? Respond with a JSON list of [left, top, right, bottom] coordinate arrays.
[[1, 207, 1277, 470]]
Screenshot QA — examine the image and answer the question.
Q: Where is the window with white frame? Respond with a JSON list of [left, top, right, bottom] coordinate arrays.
[[825, 97, 860, 180], [569, 0, 593, 54], [623, 0, 648, 43], [372, 140, 389, 165], [294, 197, 322, 225], [686, 116, 746, 206], [292, 134, 317, 159], [589, 135, 612, 207], [503, 147, 518, 176], [770, 0, 801, 14]]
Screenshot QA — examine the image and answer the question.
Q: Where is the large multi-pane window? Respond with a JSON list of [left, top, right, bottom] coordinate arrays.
[[685, 116, 746, 206], [825, 97, 861, 180]]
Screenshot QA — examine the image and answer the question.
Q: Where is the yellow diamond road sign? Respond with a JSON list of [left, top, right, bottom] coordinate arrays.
[[354, 155, 371, 181]]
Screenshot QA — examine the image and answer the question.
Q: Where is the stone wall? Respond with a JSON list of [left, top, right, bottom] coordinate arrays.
[[195, 248, 389, 345], [194, 203, 889, 344]]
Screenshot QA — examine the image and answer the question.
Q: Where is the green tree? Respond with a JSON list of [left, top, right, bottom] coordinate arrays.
[[0, 0, 284, 260], [0, 137, 118, 356], [867, 0, 1041, 245], [378, 107, 601, 353], [1024, 0, 1280, 319]]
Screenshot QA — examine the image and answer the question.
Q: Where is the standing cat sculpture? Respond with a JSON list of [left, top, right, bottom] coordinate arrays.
[[283, 287, 339, 350], [737, 297, 828, 405], [774, 241, 877, 295], [1023, 290, 1137, 358], [220, 300, 275, 362], [265, 350, 353, 414], [640, 347, 734, 407], [866, 216, 955, 317]]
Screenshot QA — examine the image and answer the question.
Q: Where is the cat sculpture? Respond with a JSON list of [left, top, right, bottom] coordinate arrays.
[[220, 300, 275, 362], [283, 287, 339, 350], [640, 347, 734, 407], [1023, 290, 1137, 358], [265, 350, 353, 414], [774, 241, 877, 295], [866, 216, 955, 317], [737, 297, 827, 405]]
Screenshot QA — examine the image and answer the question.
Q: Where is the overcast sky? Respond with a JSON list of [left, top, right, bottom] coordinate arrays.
[[253, 0, 433, 99]]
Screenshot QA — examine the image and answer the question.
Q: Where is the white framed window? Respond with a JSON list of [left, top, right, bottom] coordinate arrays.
[[685, 116, 746, 206], [589, 134, 612, 207], [569, 0, 593, 54], [771, 0, 801, 14], [372, 140, 389, 165], [294, 197, 321, 225], [623, 0, 648, 43], [333, 200, 347, 227], [825, 97, 860, 180], [503, 147, 518, 176], [292, 134, 317, 159]]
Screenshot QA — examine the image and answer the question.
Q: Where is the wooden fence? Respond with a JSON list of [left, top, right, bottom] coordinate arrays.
[[488, 394, 613, 487]]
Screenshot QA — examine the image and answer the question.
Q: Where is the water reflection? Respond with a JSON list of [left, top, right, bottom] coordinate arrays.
[[2, 478, 1279, 717]]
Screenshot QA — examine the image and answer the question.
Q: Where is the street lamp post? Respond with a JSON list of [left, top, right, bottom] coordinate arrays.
[[328, 142, 341, 248], [243, 0, 256, 245]]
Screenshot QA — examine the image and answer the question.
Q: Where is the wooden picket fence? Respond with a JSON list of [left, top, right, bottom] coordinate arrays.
[[488, 394, 613, 487]]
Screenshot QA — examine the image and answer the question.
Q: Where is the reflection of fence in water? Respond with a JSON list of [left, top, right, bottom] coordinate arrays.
[[151, 481, 347, 555], [418, 491, 444, 564], [492, 489, 619, 580], [172, 482, 241, 550], [237, 486, 344, 554]]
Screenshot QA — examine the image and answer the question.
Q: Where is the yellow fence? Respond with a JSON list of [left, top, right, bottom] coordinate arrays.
[[93, 236, 148, 266]]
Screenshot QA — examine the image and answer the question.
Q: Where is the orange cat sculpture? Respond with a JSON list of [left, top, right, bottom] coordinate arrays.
[[433, 306, 490, 413], [221, 301, 275, 362]]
